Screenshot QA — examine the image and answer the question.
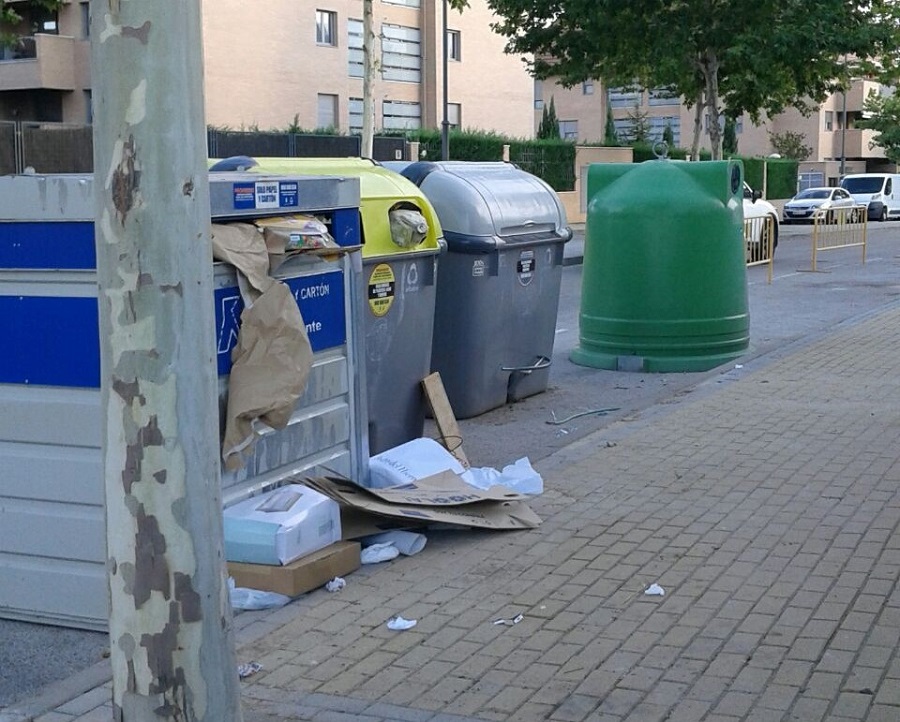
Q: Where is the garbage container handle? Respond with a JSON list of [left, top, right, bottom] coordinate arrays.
[[501, 355, 551, 374]]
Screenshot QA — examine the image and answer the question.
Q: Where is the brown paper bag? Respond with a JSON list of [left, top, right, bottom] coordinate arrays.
[[210, 223, 274, 298], [222, 281, 313, 470]]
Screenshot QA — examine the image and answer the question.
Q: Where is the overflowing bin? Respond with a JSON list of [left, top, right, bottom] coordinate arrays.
[[212, 156, 444, 455], [0, 171, 368, 629], [400, 161, 572, 419]]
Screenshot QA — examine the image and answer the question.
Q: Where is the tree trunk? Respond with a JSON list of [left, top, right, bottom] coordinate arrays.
[[691, 89, 704, 161], [702, 49, 722, 160], [362, 0, 376, 158], [91, 1, 243, 719]]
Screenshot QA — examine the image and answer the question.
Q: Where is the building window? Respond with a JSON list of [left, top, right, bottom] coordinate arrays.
[[649, 116, 681, 145], [825, 111, 834, 131], [559, 120, 578, 140], [317, 93, 338, 129], [383, 99, 421, 130], [534, 79, 543, 110], [349, 97, 363, 135], [384, 0, 420, 5], [80, 2, 90, 39], [447, 103, 461, 129], [582, 81, 594, 96], [316, 9, 337, 46], [609, 86, 641, 108], [348, 18, 363, 77], [648, 86, 678, 106], [447, 29, 461, 61], [382, 24, 421, 82], [84, 90, 92, 124]]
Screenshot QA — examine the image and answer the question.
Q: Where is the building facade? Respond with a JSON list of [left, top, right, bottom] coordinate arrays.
[[0, 0, 534, 138], [535, 76, 894, 184]]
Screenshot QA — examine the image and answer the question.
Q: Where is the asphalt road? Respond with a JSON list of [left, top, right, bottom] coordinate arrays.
[[3, 221, 900, 712]]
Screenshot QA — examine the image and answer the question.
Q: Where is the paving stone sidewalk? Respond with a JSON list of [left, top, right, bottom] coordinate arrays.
[[29, 304, 900, 722]]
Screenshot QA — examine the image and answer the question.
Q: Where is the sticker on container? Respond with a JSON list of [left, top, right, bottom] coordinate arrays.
[[517, 250, 535, 286], [472, 259, 486, 278], [368, 263, 395, 317], [406, 260, 419, 291]]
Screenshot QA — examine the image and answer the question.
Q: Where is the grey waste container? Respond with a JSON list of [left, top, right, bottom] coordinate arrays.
[[401, 161, 572, 419]]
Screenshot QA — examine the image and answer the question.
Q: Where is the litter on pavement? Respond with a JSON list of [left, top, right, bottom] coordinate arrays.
[[387, 616, 417, 631], [644, 583, 666, 596], [325, 577, 346, 592], [493, 613, 525, 626], [237, 662, 262, 679]]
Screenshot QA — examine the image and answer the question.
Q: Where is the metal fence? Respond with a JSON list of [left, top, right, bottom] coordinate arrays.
[[0, 122, 408, 174], [744, 215, 776, 283], [811, 206, 868, 272]]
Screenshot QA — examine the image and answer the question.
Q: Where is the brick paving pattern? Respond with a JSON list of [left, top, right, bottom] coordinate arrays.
[[31, 305, 900, 722]]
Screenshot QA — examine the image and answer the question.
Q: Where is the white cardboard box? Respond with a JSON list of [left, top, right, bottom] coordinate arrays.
[[223, 484, 341, 565]]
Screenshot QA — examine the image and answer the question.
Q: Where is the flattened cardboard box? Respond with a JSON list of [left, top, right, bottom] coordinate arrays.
[[302, 472, 541, 531], [227, 541, 361, 597]]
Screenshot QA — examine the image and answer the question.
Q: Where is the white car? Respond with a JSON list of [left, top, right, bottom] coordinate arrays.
[[743, 183, 779, 252], [783, 187, 855, 223]]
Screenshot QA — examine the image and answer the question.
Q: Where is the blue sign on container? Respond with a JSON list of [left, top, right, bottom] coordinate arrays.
[[214, 270, 346, 375], [232, 181, 301, 211]]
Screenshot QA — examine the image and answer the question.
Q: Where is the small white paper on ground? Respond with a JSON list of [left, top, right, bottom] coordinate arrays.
[[325, 577, 346, 592], [644, 583, 666, 596], [387, 615, 417, 631], [237, 662, 262, 679], [492, 613, 524, 626]]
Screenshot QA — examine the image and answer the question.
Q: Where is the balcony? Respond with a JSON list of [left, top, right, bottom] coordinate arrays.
[[0, 33, 77, 91], [830, 128, 883, 159]]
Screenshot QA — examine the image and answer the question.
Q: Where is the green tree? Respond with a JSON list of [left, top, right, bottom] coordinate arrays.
[[537, 96, 560, 139], [768, 130, 812, 161], [662, 122, 674, 148], [603, 100, 618, 146], [722, 116, 738, 156], [486, 0, 900, 160], [857, 90, 900, 163], [0, 0, 60, 48], [623, 102, 652, 144]]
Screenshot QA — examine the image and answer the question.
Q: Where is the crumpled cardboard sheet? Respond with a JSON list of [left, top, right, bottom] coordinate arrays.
[[302, 472, 542, 532], [211, 223, 313, 470]]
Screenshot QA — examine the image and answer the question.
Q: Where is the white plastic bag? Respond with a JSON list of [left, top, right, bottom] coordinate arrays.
[[228, 577, 292, 610], [461, 457, 543, 495]]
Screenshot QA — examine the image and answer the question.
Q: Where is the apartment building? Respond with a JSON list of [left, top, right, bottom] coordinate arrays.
[[0, 0, 534, 138], [536, 76, 894, 184]]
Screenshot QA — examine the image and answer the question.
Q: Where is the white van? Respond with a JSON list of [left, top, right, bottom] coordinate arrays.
[[839, 173, 900, 221]]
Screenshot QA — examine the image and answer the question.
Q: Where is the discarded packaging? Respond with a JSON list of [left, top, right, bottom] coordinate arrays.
[[302, 473, 541, 531], [223, 484, 341, 565], [387, 615, 417, 631], [363, 530, 426, 556], [644, 583, 666, 596], [361, 541, 400, 564], [325, 577, 346, 593], [228, 578, 291, 611], [368, 437, 467, 489], [227, 541, 361, 598], [237, 662, 263, 679], [462, 458, 543, 496], [493, 614, 524, 626]]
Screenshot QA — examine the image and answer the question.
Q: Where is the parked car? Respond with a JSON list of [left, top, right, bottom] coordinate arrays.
[[783, 187, 855, 223], [743, 182, 779, 252]]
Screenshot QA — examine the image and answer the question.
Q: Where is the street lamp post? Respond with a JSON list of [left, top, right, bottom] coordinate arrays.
[[840, 86, 847, 178], [441, 0, 449, 161]]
